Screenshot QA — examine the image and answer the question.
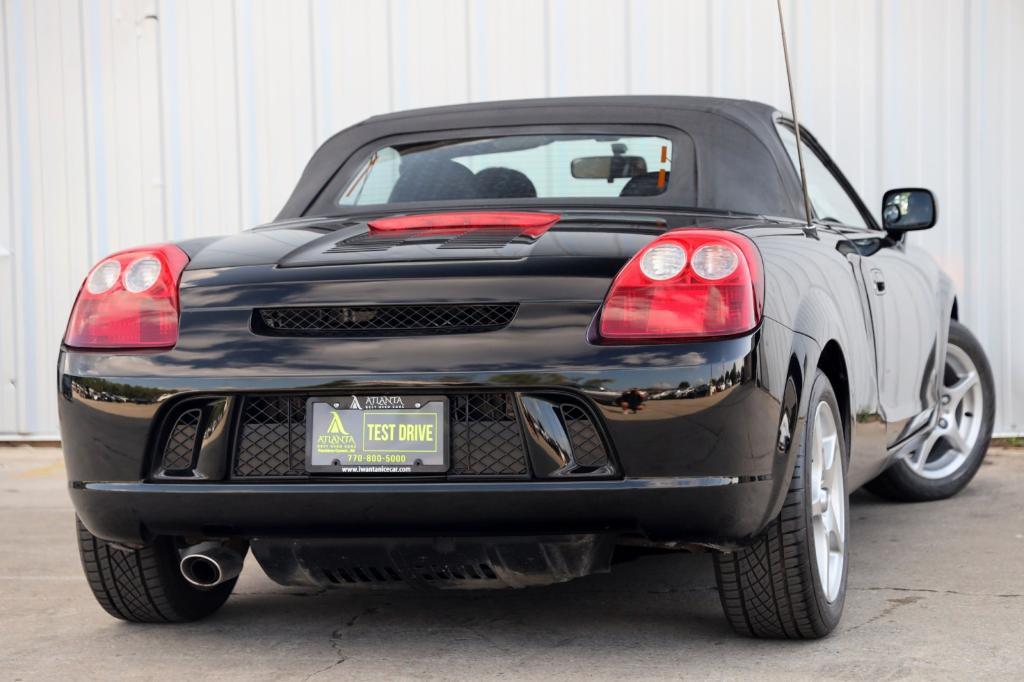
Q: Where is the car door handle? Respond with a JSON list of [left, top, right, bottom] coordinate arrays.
[[870, 268, 886, 294]]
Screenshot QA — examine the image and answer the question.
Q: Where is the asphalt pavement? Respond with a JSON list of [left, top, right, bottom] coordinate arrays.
[[1, 445, 1021, 680]]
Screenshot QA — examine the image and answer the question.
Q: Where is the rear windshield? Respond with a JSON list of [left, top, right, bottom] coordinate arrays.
[[334, 134, 674, 207]]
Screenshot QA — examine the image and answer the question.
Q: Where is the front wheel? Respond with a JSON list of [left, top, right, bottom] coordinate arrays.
[[713, 370, 849, 639], [867, 320, 995, 502]]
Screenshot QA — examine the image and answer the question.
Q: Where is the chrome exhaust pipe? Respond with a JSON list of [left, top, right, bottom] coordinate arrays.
[[180, 543, 243, 588]]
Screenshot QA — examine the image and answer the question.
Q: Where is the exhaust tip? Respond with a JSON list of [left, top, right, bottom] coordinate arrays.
[[180, 545, 243, 588], [180, 554, 222, 587]]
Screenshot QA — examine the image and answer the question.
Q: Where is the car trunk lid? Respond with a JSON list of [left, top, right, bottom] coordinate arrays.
[[180, 210, 766, 308]]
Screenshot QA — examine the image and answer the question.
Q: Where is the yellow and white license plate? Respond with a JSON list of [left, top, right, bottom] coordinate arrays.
[[305, 395, 448, 474]]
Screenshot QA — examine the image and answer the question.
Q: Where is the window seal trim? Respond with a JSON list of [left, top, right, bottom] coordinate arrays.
[[303, 124, 695, 217], [775, 118, 881, 232]]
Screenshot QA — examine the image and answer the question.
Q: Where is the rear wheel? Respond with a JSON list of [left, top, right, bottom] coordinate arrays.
[[76, 517, 236, 623], [867, 320, 995, 502], [713, 370, 849, 638]]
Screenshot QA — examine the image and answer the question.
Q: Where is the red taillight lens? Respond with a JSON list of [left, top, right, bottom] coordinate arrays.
[[597, 229, 764, 342], [368, 211, 560, 237], [64, 244, 190, 350]]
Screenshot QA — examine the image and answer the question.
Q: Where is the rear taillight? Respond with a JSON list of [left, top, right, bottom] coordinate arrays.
[[64, 244, 190, 350], [597, 229, 764, 342]]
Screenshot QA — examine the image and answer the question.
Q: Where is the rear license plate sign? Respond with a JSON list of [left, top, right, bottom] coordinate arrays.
[[306, 396, 448, 473]]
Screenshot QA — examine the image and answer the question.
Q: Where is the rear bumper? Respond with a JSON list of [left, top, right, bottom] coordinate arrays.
[[60, 320, 810, 549], [71, 475, 776, 549]]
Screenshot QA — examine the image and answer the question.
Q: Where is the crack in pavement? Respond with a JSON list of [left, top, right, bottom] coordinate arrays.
[[303, 657, 347, 680], [852, 586, 1022, 598], [303, 606, 380, 680], [847, 595, 924, 632]]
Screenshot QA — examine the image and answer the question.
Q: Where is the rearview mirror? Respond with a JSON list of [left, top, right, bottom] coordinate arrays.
[[571, 155, 647, 180], [882, 188, 937, 232]]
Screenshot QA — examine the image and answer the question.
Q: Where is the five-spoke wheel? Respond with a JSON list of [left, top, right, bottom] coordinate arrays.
[[905, 343, 985, 480], [809, 400, 845, 603], [868, 319, 995, 502]]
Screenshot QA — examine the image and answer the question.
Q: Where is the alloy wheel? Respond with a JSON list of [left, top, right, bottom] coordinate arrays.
[[906, 342, 984, 480], [809, 400, 845, 603]]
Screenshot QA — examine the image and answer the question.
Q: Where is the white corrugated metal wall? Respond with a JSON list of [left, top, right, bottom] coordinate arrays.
[[1, 0, 1022, 439]]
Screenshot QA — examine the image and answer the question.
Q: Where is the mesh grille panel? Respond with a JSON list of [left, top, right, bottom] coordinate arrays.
[[561, 404, 610, 469], [234, 397, 307, 477], [255, 304, 518, 337], [232, 393, 532, 478], [449, 394, 529, 477], [160, 408, 202, 471]]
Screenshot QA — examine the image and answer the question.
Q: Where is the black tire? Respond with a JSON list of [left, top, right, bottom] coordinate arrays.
[[76, 516, 236, 623], [713, 370, 849, 639], [867, 320, 995, 502]]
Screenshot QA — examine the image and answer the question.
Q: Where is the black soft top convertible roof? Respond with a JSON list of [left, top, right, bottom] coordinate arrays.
[[278, 96, 806, 220]]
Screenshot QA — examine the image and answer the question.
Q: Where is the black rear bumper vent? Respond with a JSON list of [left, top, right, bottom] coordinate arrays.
[[560, 403, 610, 469], [253, 303, 518, 337], [159, 408, 202, 472], [449, 394, 529, 477], [234, 397, 307, 477]]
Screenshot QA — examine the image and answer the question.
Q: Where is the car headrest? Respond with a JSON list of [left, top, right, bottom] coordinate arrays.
[[619, 171, 670, 197], [388, 160, 479, 203], [474, 167, 537, 199]]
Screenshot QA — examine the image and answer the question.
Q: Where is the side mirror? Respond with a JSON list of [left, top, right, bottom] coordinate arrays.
[[882, 188, 937, 232]]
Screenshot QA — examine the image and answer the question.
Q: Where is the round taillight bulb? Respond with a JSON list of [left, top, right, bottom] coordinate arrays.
[[86, 260, 121, 294], [691, 244, 739, 280], [124, 257, 162, 293], [639, 244, 687, 281]]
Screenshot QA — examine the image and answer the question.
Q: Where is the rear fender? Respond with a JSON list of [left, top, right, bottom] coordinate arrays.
[[774, 257, 886, 480], [754, 318, 820, 529]]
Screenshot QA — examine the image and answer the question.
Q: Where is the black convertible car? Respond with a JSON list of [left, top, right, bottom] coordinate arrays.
[[60, 96, 994, 639]]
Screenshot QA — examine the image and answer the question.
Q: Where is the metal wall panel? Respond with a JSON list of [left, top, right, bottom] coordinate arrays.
[[0, 0, 13, 435], [1, 0, 1021, 437]]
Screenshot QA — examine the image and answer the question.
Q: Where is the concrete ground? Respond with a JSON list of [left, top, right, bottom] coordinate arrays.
[[1, 446, 1021, 680]]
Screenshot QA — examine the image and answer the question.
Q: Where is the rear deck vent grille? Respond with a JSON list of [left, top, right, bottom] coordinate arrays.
[[254, 303, 518, 337], [435, 229, 524, 249], [326, 229, 525, 253], [326, 233, 409, 253]]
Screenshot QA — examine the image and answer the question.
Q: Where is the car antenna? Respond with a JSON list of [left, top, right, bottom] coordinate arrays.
[[776, 0, 813, 227]]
